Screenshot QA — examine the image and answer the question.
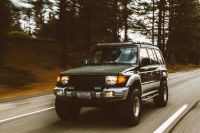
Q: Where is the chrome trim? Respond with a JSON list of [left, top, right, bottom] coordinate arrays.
[[54, 86, 129, 100], [133, 97, 140, 117], [96, 92, 101, 98], [142, 90, 158, 98], [54, 86, 66, 96], [141, 81, 155, 85], [154, 81, 160, 88], [142, 94, 159, 101]]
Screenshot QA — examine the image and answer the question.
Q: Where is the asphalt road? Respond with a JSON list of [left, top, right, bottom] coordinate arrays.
[[172, 100, 200, 133], [1, 70, 200, 133]]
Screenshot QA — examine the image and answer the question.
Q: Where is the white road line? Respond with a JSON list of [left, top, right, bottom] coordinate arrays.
[[169, 70, 200, 79], [153, 104, 188, 133], [0, 107, 55, 124]]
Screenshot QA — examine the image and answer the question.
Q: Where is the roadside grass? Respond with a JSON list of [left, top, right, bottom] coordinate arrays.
[[0, 64, 199, 101], [0, 67, 62, 100]]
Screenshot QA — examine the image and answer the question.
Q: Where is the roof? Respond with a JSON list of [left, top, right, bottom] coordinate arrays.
[[96, 42, 158, 49]]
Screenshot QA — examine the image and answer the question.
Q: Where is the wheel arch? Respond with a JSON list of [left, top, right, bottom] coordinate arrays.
[[126, 74, 142, 96]]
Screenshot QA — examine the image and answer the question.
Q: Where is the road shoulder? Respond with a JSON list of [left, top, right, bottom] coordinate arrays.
[[171, 101, 200, 133]]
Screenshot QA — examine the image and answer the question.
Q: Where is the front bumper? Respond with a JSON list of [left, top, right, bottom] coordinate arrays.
[[54, 86, 129, 102]]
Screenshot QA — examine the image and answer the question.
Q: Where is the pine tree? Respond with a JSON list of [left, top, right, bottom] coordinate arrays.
[[0, 0, 13, 38]]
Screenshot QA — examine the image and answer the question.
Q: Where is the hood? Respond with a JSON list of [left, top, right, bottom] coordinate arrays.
[[61, 65, 136, 76]]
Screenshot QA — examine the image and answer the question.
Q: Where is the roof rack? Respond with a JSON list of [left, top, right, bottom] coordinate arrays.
[[97, 42, 134, 46], [96, 42, 157, 48]]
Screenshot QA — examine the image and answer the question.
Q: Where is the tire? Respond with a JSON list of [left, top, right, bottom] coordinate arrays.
[[55, 98, 81, 120], [153, 80, 168, 107], [118, 89, 142, 126]]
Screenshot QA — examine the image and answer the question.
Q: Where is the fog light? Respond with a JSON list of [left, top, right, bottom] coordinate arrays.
[[56, 90, 63, 96], [105, 91, 114, 97]]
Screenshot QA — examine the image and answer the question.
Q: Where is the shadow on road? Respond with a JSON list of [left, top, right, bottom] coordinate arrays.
[[29, 101, 158, 133]]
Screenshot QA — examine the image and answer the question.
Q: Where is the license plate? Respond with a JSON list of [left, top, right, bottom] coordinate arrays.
[[77, 92, 91, 99]]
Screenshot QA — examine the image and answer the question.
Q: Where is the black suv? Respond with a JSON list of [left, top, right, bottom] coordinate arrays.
[[54, 42, 168, 126]]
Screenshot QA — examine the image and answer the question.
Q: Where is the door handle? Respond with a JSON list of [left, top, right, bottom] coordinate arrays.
[[156, 71, 160, 74]]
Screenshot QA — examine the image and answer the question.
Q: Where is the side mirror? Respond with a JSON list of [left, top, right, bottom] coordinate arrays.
[[141, 58, 151, 67]]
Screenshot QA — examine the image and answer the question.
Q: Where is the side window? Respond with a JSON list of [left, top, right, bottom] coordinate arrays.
[[140, 48, 149, 59], [147, 49, 159, 65], [152, 49, 160, 64], [154, 49, 164, 64], [140, 48, 151, 66]]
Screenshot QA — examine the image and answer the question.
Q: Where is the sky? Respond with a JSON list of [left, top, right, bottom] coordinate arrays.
[[10, 0, 151, 43], [11, 0, 32, 8]]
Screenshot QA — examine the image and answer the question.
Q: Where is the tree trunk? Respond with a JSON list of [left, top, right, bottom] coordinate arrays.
[[58, 0, 68, 68], [152, 0, 155, 45], [157, 0, 163, 51], [162, 0, 166, 57], [166, 0, 175, 63], [113, 0, 119, 42], [123, 0, 128, 42]]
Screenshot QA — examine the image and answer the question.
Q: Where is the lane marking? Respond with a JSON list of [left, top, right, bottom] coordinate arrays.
[[169, 70, 200, 79], [0, 107, 55, 124], [153, 104, 188, 133]]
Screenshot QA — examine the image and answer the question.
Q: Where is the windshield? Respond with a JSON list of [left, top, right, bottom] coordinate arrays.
[[87, 47, 138, 65]]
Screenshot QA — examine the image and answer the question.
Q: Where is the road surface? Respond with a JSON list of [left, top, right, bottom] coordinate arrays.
[[1, 70, 200, 133]]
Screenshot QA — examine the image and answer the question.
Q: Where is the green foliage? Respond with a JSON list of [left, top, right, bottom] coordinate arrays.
[[8, 31, 32, 39], [168, 0, 200, 64]]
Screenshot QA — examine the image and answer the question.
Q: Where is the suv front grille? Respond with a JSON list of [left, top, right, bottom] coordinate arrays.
[[69, 76, 105, 91]]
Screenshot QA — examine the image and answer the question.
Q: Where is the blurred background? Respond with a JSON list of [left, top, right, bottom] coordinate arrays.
[[0, 0, 200, 99]]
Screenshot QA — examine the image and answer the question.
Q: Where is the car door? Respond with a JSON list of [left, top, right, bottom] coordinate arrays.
[[154, 49, 167, 88], [147, 48, 160, 90], [139, 48, 154, 94]]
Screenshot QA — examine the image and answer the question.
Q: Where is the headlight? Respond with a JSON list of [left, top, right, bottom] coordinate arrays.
[[61, 76, 69, 84], [106, 76, 118, 85], [105, 76, 126, 85]]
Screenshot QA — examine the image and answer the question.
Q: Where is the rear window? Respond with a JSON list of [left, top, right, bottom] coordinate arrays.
[[147, 49, 159, 65], [154, 49, 164, 64]]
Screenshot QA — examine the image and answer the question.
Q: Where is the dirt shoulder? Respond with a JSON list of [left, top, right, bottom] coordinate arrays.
[[167, 64, 200, 73]]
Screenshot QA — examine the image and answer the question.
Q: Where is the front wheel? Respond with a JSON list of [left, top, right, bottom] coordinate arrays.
[[118, 89, 142, 126], [153, 80, 168, 107], [55, 98, 81, 120]]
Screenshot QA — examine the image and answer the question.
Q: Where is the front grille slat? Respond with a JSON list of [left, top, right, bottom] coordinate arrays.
[[69, 76, 105, 91]]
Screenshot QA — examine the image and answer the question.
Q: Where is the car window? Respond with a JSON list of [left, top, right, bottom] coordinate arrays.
[[140, 48, 152, 66], [147, 49, 159, 65], [154, 49, 164, 64], [88, 47, 138, 65], [115, 48, 137, 63], [152, 49, 160, 64], [140, 48, 149, 59]]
